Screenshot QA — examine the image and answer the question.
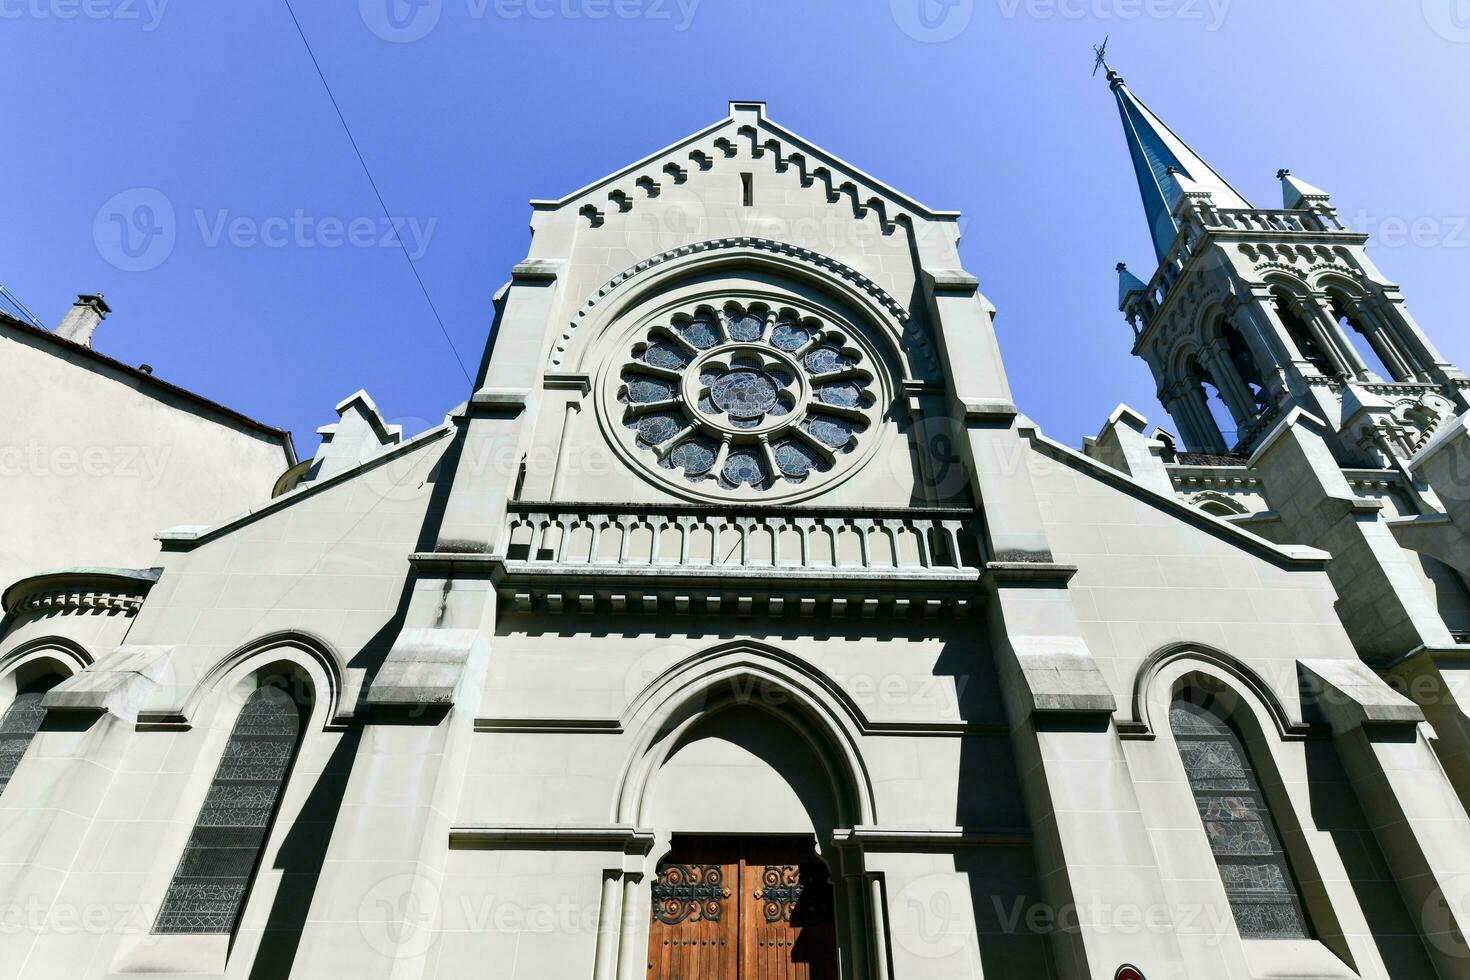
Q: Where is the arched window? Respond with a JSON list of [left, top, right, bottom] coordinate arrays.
[[153, 679, 307, 936], [1220, 320, 1269, 412], [1327, 292, 1409, 382], [0, 675, 61, 796], [1171, 696, 1311, 940], [1187, 360, 1235, 451], [1271, 288, 1336, 378]]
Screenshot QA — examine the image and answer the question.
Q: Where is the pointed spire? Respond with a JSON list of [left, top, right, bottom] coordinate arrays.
[[1117, 262, 1149, 309], [1106, 68, 1252, 262], [1277, 169, 1331, 210]]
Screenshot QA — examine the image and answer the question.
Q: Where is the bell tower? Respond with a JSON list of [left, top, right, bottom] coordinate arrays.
[[1107, 63, 1470, 465]]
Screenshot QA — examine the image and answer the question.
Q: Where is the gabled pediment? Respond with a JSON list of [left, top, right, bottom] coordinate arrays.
[[532, 101, 958, 229]]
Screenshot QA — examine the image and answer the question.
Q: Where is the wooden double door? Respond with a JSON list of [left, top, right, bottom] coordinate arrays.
[[647, 837, 840, 980]]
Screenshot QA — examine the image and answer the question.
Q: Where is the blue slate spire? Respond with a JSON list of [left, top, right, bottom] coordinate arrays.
[[1106, 67, 1252, 263]]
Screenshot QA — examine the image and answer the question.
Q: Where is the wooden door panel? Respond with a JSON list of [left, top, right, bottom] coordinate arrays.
[[648, 838, 839, 980], [647, 841, 738, 979], [741, 842, 838, 980]]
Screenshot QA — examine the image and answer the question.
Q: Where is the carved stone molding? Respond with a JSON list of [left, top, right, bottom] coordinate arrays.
[[549, 237, 935, 374], [2, 567, 160, 620]]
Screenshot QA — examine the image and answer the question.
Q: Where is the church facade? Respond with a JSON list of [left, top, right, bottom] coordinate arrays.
[[4, 75, 1470, 980]]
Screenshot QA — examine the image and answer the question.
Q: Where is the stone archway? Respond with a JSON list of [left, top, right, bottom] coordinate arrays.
[[604, 648, 888, 980]]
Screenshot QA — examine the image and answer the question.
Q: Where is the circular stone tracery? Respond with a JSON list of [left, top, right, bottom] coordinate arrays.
[[615, 303, 878, 493]]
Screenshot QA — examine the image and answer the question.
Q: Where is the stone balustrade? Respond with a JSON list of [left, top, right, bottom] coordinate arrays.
[[444, 504, 989, 617], [501, 504, 982, 573]]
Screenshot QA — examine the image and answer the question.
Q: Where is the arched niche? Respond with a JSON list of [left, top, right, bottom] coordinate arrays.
[[646, 702, 841, 845]]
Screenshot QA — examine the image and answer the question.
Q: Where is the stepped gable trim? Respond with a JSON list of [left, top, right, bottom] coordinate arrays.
[[531, 104, 957, 222]]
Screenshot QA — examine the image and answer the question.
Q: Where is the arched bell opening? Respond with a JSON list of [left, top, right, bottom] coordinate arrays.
[[1270, 285, 1339, 378]]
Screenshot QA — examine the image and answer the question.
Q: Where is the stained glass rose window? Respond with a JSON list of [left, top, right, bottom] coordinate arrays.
[[614, 302, 879, 493]]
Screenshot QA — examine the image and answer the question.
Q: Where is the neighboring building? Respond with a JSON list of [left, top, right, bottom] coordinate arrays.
[[0, 292, 297, 591], [2, 83, 1470, 980]]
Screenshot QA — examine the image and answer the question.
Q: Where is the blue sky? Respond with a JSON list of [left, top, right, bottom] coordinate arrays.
[[5, 1, 1470, 457]]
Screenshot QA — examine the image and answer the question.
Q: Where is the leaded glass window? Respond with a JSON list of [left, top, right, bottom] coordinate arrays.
[[1171, 697, 1311, 940], [153, 682, 305, 936], [610, 301, 884, 500], [0, 678, 57, 796]]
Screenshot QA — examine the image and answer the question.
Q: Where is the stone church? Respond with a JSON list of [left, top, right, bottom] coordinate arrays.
[[4, 66, 1470, 980]]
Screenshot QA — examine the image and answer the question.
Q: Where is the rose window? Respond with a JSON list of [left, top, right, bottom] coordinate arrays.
[[615, 303, 879, 493]]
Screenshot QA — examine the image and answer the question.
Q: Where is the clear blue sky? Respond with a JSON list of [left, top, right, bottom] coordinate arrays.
[[5, 1, 1470, 456]]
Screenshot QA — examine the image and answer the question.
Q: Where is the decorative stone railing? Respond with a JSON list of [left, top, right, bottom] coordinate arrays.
[[1126, 204, 1346, 334], [1202, 208, 1321, 234], [1, 567, 161, 620], [418, 503, 988, 618], [501, 504, 981, 571]]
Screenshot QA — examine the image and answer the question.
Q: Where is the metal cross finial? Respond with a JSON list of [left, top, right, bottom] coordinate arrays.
[[1092, 35, 1110, 77]]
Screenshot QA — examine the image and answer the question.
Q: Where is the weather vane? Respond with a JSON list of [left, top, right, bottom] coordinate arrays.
[[1092, 35, 1111, 77]]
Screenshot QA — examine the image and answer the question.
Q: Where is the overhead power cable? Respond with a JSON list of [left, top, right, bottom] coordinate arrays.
[[280, 0, 473, 384]]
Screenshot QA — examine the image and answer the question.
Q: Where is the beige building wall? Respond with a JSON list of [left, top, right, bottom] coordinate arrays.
[[0, 318, 295, 593]]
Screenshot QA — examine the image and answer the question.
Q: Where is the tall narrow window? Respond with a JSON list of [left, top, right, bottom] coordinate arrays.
[[153, 681, 306, 936], [741, 172, 754, 207], [0, 677, 59, 796], [1171, 696, 1311, 940]]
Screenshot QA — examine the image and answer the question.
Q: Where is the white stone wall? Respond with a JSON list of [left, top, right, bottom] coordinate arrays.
[[0, 325, 294, 593]]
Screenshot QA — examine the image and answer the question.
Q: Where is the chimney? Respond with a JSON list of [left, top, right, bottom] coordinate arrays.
[[55, 293, 111, 347]]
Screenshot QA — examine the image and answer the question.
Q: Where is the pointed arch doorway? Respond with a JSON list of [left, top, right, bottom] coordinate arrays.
[[616, 651, 886, 980], [646, 835, 840, 979]]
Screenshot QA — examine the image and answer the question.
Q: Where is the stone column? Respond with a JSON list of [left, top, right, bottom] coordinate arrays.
[[1181, 382, 1229, 455], [1160, 383, 1208, 456], [1301, 660, 1470, 977], [923, 267, 1189, 978], [304, 261, 565, 980], [1223, 297, 1295, 397], [1346, 299, 1417, 382], [984, 564, 1188, 980], [1200, 341, 1257, 430], [1367, 291, 1468, 396], [1290, 295, 1361, 380]]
